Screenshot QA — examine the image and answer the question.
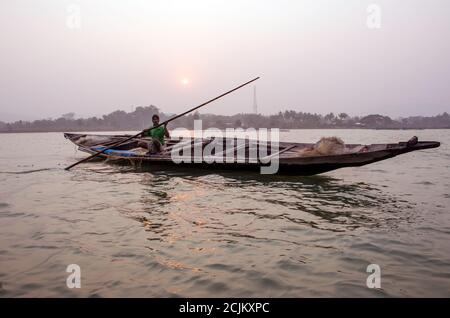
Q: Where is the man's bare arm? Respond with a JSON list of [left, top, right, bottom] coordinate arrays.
[[164, 125, 170, 138]]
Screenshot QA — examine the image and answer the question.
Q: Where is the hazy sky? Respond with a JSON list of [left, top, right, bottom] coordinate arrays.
[[0, 0, 449, 121]]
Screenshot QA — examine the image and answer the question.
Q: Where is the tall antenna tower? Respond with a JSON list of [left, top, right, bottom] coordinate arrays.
[[253, 86, 258, 114]]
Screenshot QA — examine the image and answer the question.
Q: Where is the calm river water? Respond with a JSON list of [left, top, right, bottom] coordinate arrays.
[[0, 129, 449, 297]]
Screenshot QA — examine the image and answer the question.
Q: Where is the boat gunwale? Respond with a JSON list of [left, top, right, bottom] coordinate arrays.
[[65, 132, 440, 168]]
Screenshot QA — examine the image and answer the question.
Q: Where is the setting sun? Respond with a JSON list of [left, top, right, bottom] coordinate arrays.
[[181, 78, 190, 86]]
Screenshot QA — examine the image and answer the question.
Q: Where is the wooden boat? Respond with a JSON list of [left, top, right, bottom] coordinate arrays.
[[64, 133, 440, 175]]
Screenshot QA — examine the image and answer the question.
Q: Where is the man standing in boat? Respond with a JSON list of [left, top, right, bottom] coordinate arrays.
[[138, 114, 170, 154]]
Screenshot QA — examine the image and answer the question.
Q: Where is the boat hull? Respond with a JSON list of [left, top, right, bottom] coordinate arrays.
[[64, 133, 440, 175]]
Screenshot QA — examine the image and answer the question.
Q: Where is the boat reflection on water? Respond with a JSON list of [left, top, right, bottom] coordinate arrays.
[[74, 163, 412, 239]]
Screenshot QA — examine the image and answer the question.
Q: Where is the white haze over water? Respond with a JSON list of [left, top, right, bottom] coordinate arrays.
[[0, 0, 449, 121]]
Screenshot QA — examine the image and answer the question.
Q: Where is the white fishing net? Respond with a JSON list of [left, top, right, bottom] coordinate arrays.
[[296, 137, 366, 156]]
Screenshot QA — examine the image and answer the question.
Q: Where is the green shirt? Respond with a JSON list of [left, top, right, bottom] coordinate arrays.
[[144, 126, 166, 145]]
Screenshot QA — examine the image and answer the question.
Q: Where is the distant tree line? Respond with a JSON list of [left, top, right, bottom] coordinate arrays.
[[0, 106, 449, 132]]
